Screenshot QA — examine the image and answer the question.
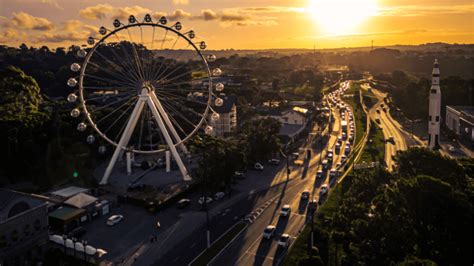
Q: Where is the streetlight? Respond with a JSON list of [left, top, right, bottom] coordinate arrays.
[[72, 237, 77, 258], [62, 235, 67, 254], [81, 240, 88, 261], [197, 136, 211, 248]]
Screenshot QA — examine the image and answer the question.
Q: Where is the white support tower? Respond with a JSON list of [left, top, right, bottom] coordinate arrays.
[[100, 88, 191, 185], [428, 59, 441, 149]]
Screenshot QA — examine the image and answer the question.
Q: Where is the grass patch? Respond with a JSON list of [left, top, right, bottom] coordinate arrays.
[[191, 222, 246, 266], [343, 91, 366, 147], [358, 123, 385, 164]]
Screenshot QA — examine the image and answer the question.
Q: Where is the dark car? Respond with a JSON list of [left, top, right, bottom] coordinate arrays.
[[68, 226, 86, 238], [176, 198, 191, 209]]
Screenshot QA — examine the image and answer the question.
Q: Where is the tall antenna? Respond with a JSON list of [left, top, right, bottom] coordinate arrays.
[[371, 40, 374, 52], [313, 43, 316, 54]]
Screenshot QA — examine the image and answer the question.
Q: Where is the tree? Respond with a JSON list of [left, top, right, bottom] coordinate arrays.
[[238, 118, 281, 163], [189, 135, 246, 193]]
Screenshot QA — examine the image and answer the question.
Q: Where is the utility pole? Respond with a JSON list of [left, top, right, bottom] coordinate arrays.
[[371, 40, 374, 52]]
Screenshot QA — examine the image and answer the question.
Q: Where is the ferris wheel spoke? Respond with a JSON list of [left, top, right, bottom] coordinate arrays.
[[151, 32, 181, 82], [103, 97, 137, 135], [137, 103, 145, 150], [155, 89, 209, 106], [153, 43, 192, 83], [159, 99, 200, 132], [104, 42, 143, 83], [82, 92, 134, 104], [84, 73, 136, 88], [94, 96, 138, 125], [157, 65, 206, 87], [90, 49, 139, 86], [160, 76, 210, 89], [91, 95, 134, 112], [112, 32, 145, 83], [126, 28, 146, 81], [163, 96, 207, 122], [158, 101, 190, 138]]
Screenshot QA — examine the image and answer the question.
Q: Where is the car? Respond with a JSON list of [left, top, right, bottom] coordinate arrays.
[[268, 159, 280, 165], [322, 159, 329, 170], [329, 169, 338, 178], [448, 145, 455, 152], [328, 149, 333, 156], [301, 191, 310, 200], [316, 170, 323, 179], [382, 107, 387, 112], [319, 184, 329, 196], [337, 137, 343, 144], [386, 137, 395, 144], [344, 146, 351, 155], [107, 214, 124, 226], [335, 143, 341, 153], [342, 132, 347, 140], [198, 196, 213, 205], [277, 234, 291, 248], [262, 225, 276, 239], [341, 154, 347, 161], [336, 162, 342, 168], [176, 198, 191, 209], [68, 226, 86, 238], [214, 192, 225, 200], [348, 134, 354, 142], [234, 171, 245, 179], [307, 200, 318, 212], [376, 109, 381, 114], [280, 204, 291, 217], [254, 163, 264, 171]]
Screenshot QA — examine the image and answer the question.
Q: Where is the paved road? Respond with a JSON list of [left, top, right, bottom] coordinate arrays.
[[211, 82, 351, 266], [366, 85, 408, 171]]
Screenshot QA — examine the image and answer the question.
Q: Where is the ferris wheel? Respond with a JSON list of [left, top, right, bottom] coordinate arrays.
[[66, 14, 225, 185]]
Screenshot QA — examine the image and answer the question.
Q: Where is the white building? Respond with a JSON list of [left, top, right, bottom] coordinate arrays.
[[268, 107, 308, 126], [210, 94, 237, 137], [428, 59, 441, 149], [446, 105, 474, 144]]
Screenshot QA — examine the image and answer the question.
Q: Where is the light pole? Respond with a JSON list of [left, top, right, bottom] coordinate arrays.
[[72, 237, 77, 258], [62, 235, 67, 254], [82, 240, 87, 261]]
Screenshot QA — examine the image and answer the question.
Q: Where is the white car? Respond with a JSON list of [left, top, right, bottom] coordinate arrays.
[[198, 196, 213, 205], [329, 169, 338, 178], [278, 234, 291, 248], [254, 163, 264, 171], [262, 225, 276, 239], [341, 154, 347, 162], [214, 192, 225, 200], [280, 204, 291, 217], [319, 184, 329, 196], [316, 170, 323, 179], [107, 214, 124, 226]]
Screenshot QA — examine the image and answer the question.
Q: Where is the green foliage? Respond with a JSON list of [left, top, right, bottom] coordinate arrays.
[[188, 134, 246, 193], [0, 65, 47, 127], [238, 118, 281, 163]]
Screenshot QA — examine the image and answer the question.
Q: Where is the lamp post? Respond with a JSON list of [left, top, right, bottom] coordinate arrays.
[[72, 237, 77, 258], [197, 136, 211, 249], [62, 235, 67, 254], [82, 240, 88, 261]]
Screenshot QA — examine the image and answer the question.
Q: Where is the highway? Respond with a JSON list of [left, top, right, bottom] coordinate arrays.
[[365, 84, 407, 171], [211, 82, 352, 266]]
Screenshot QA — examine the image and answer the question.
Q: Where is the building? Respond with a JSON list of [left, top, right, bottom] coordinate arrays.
[[50, 186, 90, 202], [268, 107, 309, 126], [210, 94, 237, 137], [0, 189, 49, 265], [428, 59, 442, 149], [446, 105, 474, 144]]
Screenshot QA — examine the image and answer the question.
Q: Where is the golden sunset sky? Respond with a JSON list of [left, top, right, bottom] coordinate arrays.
[[0, 0, 473, 49]]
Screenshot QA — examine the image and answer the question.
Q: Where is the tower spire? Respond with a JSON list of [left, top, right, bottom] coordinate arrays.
[[428, 59, 441, 149]]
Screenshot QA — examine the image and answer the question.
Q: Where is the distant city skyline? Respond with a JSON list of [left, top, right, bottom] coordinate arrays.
[[0, 0, 473, 49]]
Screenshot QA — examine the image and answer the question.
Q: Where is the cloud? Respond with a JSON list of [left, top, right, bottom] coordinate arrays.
[[220, 12, 249, 22], [172, 0, 189, 5], [113, 6, 152, 20], [167, 9, 192, 20], [33, 32, 84, 43], [201, 9, 218, 21], [40, 0, 63, 10], [379, 5, 474, 17], [79, 4, 114, 20], [0, 28, 27, 43], [10, 12, 54, 31]]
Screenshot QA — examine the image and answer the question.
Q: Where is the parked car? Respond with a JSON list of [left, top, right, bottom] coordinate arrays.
[[262, 225, 276, 239], [234, 171, 245, 179], [176, 198, 191, 209], [214, 192, 225, 200], [254, 163, 264, 171], [280, 204, 291, 217], [107, 214, 124, 226], [278, 234, 291, 248], [268, 159, 280, 165], [198, 196, 213, 205], [301, 191, 310, 200], [322, 159, 329, 170], [68, 226, 86, 238]]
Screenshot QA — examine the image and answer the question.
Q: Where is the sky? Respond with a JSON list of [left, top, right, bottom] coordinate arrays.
[[0, 0, 473, 49]]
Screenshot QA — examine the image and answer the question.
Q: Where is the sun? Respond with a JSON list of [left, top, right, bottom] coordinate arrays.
[[308, 0, 378, 35]]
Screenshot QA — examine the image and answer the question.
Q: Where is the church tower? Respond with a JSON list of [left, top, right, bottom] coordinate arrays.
[[428, 59, 441, 149]]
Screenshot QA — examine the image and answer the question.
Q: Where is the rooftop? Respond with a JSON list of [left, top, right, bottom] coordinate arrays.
[[447, 105, 474, 122], [63, 193, 98, 209], [50, 186, 89, 199], [48, 206, 86, 221], [0, 189, 46, 222]]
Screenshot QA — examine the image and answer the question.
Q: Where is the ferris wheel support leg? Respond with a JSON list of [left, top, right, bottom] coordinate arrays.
[[146, 96, 192, 181], [150, 92, 189, 155], [100, 98, 146, 185]]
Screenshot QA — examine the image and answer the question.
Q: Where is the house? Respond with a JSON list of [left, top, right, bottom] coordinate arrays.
[[0, 189, 49, 265], [446, 106, 474, 144], [210, 94, 237, 137], [268, 107, 309, 126]]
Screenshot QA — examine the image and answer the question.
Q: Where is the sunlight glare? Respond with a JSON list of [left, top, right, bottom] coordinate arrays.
[[308, 0, 378, 35]]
